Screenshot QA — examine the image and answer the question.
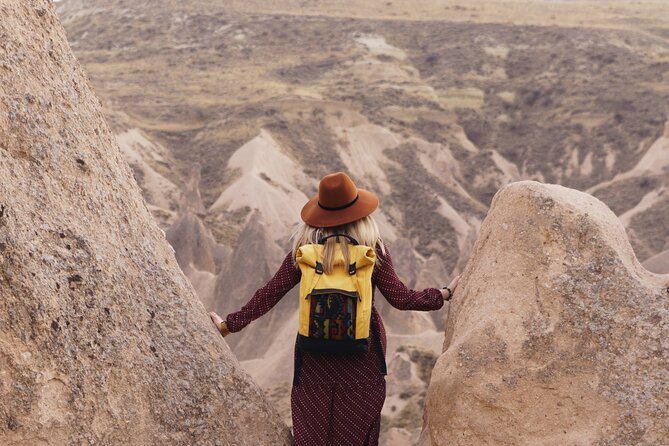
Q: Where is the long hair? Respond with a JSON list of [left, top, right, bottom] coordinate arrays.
[[291, 215, 386, 273]]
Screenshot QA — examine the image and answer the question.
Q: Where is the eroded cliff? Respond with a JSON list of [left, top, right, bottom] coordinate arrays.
[[0, 1, 291, 444], [426, 181, 669, 445]]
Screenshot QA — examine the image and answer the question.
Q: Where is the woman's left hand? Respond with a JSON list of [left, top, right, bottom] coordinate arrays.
[[209, 311, 230, 337], [442, 273, 462, 301], [209, 311, 224, 326]]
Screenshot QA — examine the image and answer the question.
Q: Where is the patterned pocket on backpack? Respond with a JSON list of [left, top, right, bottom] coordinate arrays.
[[308, 289, 358, 341]]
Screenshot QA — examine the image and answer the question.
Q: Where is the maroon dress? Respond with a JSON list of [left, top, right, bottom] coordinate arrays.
[[225, 243, 444, 446]]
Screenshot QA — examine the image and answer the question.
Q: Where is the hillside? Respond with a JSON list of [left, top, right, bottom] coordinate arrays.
[[54, 0, 669, 441]]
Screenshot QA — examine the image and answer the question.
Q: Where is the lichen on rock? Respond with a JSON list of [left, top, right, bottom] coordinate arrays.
[[0, 1, 291, 444], [426, 180, 669, 445]]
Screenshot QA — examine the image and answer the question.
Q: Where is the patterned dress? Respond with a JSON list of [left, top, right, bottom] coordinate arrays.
[[225, 243, 444, 446]]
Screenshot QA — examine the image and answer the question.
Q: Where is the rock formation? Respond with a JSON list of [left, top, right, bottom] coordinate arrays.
[[166, 164, 229, 309], [0, 1, 291, 444], [114, 126, 182, 228], [382, 344, 440, 444], [426, 181, 669, 445]]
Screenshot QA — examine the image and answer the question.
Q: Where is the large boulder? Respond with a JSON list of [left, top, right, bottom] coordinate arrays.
[[0, 1, 291, 444], [426, 181, 669, 445]]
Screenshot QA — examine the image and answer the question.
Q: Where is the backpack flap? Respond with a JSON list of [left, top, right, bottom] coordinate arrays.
[[295, 243, 376, 345]]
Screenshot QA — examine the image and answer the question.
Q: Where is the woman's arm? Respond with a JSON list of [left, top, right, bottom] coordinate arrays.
[[222, 251, 301, 333], [373, 244, 445, 311]]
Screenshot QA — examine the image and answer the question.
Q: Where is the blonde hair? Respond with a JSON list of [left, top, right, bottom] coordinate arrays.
[[291, 215, 386, 273]]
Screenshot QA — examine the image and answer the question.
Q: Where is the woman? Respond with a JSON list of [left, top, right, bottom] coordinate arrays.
[[209, 172, 460, 446]]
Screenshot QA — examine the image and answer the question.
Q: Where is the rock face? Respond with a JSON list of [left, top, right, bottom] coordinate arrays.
[[426, 181, 669, 445], [0, 1, 291, 445]]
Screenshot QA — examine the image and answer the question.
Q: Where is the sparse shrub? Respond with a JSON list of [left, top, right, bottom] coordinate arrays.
[[525, 89, 541, 107], [638, 177, 656, 189], [425, 53, 439, 65]]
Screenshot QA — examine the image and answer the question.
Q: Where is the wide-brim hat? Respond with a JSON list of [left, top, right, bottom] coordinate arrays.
[[301, 172, 379, 228]]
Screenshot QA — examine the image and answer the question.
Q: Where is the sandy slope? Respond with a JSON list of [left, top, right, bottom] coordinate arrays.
[[210, 129, 310, 232]]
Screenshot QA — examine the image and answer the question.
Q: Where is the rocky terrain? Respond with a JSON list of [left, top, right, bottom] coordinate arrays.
[[52, 0, 669, 442], [426, 181, 669, 445], [0, 1, 291, 444]]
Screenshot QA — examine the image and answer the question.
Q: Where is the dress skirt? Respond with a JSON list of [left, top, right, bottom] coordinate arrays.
[[291, 310, 388, 446]]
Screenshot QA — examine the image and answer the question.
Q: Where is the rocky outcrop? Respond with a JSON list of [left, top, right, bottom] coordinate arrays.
[[166, 210, 226, 309], [114, 126, 182, 228], [382, 344, 440, 444], [181, 163, 207, 215], [426, 181, 669, 445], [0, 1, 291, 444], [166, 164, 229, 308]]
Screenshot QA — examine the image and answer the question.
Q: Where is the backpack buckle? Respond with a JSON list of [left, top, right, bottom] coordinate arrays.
[[348, 262, 356, 275], [315, 262, 324, 275]]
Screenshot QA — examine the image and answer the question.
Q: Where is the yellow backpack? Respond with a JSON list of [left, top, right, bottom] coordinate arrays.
[[295, 234, 376, 353]]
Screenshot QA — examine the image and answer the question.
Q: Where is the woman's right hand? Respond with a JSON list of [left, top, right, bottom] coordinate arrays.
[[448, 273, 461, 292], [442, 273, 462, 301]]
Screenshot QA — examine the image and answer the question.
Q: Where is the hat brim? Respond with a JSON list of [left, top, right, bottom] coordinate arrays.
[[300, 188, 379, 228]]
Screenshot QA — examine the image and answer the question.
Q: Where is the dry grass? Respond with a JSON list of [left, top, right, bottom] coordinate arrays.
[[225, 0, 669, 30], [58, 0, 669, 262]]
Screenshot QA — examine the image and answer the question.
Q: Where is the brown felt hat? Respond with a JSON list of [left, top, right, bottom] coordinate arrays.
[[301, 172, 379, 228]]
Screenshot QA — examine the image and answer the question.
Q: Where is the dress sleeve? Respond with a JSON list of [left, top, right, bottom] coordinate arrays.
[[373, 243, 444, 311], [225, 251, 301, 332]]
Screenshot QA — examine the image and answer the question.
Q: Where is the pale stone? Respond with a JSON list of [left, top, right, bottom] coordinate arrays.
[[0, 1, 291, 444], [426, 180, 669, 445]]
